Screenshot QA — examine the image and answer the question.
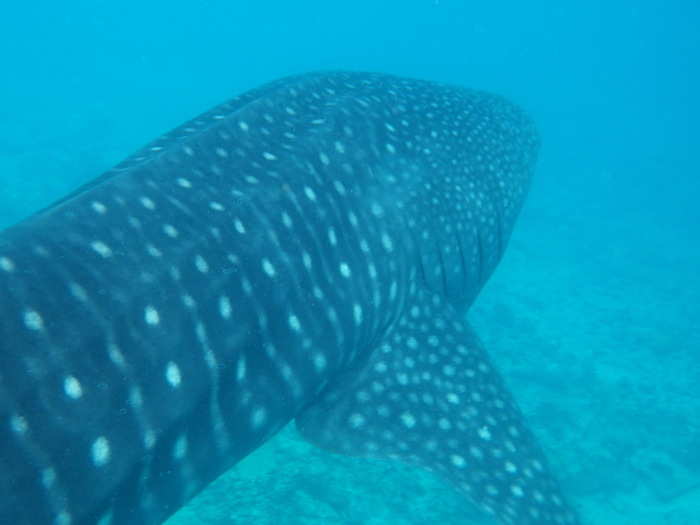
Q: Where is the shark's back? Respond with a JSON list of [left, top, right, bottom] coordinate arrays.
[[0, 72, 575, 525]]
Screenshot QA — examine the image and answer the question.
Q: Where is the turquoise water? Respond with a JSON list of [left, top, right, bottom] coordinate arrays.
[[1, 1, 698, 523]]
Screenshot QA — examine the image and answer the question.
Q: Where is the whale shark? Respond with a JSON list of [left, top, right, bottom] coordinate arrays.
[[0, 72, 579, 525]]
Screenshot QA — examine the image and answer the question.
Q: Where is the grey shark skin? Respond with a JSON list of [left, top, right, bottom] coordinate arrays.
[[0, 72, 579, 525]]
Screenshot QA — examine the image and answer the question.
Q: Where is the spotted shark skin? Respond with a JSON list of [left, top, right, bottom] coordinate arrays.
[[0, 72, 579, 525]]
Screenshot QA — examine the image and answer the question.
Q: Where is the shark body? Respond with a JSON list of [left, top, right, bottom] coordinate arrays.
[[0, 72, 578, 524]]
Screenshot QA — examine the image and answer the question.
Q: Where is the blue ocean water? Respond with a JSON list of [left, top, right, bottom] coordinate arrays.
[[1, 1, 698, 524]]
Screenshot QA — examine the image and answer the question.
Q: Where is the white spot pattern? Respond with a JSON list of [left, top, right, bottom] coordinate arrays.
[[219, 296, 232, 319], [0, 256, 15, 272], [63, 376, 83, 399], [262, 258, 276, 277], [91, 436, 110, 466], [166, 361, 182, 387], [90, 241, 113, 258], [23, 310, 43, 331], [144, 305, 160, 325]]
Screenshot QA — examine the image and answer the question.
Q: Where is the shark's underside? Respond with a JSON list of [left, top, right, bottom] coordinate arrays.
[[0, 72, 579, 524]]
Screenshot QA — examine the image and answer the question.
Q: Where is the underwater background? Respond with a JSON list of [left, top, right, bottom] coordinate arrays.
[[1, 1, 698, 523]]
